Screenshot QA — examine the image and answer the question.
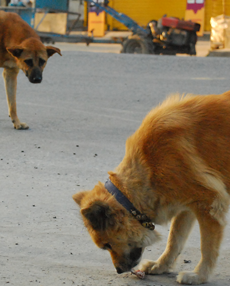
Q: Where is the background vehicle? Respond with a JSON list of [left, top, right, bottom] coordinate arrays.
[[122, 16, 200, 55], [87, 0, 200, 55]]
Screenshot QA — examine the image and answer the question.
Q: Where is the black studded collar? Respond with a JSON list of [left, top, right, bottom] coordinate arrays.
[[104, 178, 155, 230]]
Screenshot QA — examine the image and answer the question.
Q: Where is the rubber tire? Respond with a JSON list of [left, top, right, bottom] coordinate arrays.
[[121, 35, 153, 54]]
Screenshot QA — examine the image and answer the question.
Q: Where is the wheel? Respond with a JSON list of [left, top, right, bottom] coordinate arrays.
[[121, 35, 154, 54]]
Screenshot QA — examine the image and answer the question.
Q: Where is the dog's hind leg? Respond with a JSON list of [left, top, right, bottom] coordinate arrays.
[[177, 211, 224, 285], [139, 210, 196, 275], [3, 67, 29, 130]]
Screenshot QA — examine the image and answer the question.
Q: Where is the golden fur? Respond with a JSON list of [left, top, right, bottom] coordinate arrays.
[[73, 91, 230, 284], [0, 11, 61, 129]]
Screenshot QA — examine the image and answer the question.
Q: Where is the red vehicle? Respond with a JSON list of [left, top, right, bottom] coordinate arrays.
[[161, 17, 200, 31], [122, 16, 200, 55]]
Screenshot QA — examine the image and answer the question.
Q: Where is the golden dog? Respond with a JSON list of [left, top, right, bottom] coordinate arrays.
[[0, 11, 61, 129], [73, 91, 230, 284]]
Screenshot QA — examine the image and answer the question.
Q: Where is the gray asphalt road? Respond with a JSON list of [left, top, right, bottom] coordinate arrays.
[[1, 52, 230, 286]]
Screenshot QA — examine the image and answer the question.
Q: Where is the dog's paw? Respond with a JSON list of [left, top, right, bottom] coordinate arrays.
[[177, 271, 207, 285], [138, 259, 171, 275], [14, 122, 29, 130]]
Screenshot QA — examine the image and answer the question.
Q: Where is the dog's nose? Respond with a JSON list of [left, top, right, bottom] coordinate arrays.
[[31, 76, 42, 84], [29, 67, 42, 84], [116, 267, 124, 274]]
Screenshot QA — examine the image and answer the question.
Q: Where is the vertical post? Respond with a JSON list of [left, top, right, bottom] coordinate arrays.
[[223, 0, 226, 48], [84, 0, 88, 27], [66, 0, 70, 34]]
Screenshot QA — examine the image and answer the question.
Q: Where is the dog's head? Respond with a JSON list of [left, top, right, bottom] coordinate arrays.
[[73, 182, 160, 273], [6, 38, 61, 84]]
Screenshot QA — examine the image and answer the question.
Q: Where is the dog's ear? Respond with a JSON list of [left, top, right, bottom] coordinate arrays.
[[6, 46, 24, 58], [46, 46, 62, 58], [81, 201, 115, 231], [72, 191, 88, 206]]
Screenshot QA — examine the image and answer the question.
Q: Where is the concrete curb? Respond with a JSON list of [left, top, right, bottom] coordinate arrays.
[[207, 50, 230, 57]]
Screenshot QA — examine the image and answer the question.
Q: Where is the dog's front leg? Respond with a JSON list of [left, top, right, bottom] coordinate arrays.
[[139, 211, 196, 275], [3, 67, 29, 130], [177, 211, 224, 285]]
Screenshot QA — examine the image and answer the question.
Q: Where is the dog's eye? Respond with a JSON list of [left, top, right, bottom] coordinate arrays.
[[103, 243, 112, 250], [24, 59, 33, 67], [39, 58, 46, 67]]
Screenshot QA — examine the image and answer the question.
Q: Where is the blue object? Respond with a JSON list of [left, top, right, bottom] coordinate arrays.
[[1, 7, 34, 26], [35, 0, 68, 10], [19, 8, 34, 26], [3, 0, 69, 28], [9, 2, 25, 7]]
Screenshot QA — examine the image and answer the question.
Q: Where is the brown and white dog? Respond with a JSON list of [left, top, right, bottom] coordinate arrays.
[[0, 11, 61, 129], [73, 91, 230, 284]]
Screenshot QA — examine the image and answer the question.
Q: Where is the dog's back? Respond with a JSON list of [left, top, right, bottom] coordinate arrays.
[[129, 91, 230, 177], [0, 11, 39, 49], [119, 91, 230, 221], [136, 91, 230, 136]]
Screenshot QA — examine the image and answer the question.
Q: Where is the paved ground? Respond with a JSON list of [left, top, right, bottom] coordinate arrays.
[[1, 51, 230, 286]]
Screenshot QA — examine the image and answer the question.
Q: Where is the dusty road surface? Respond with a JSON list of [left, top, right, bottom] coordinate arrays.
[[1, 51, 230, 286]]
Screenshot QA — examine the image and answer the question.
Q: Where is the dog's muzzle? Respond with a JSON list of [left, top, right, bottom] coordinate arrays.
[[28, 67, 42, 84], [115, 247, 142, 274]]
